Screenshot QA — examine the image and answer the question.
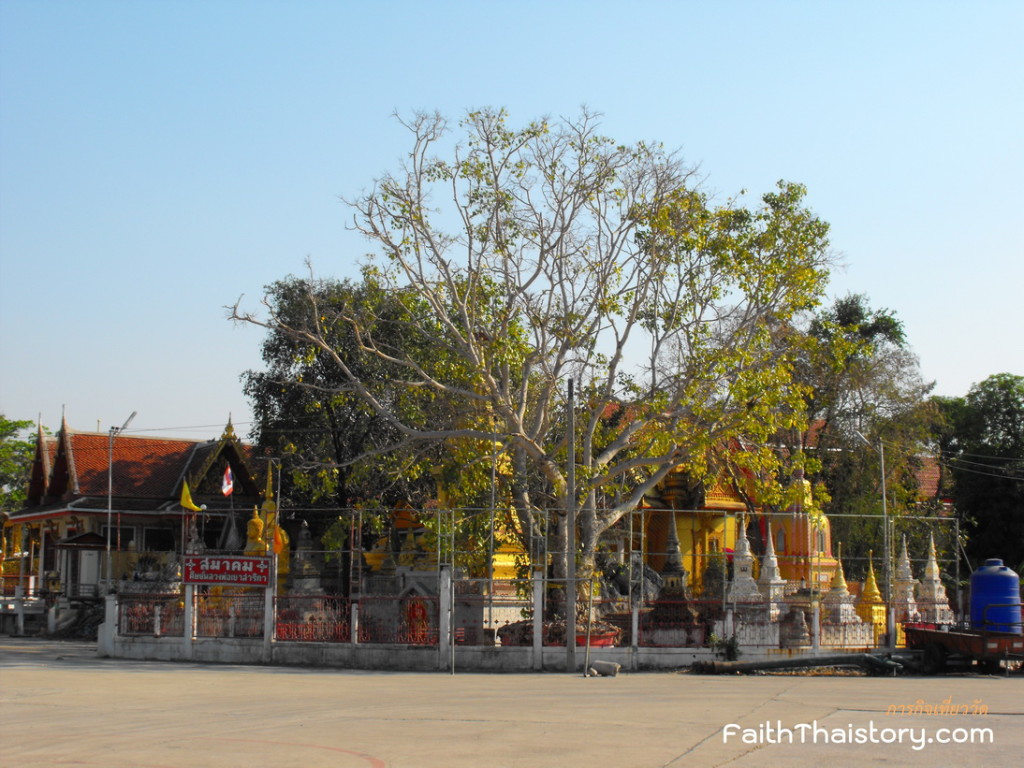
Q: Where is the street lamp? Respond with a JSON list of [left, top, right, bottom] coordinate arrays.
[[855, 430, 895, 648], [106, 411, 137, 591]]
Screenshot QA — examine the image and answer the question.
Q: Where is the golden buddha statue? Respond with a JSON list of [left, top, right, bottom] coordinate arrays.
[[244, 507, 266, 554]]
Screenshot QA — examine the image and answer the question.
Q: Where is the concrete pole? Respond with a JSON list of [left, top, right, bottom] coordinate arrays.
[[566, 379, 576, 673], [439, 566, 452, 672], [182, 584, 194, 661], [263, 554, 277, 663], [350, 600, 359, 646], [880, 441, 895, 648], [14, 585, 24, 635], [106, 411, 136, 592], [533, 567, 544, 671], [631, 602, 639, 671]]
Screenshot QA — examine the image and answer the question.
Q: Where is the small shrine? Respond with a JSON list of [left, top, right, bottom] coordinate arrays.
[[726, 514, 764, 612], [893, 535, 922, 626], [290, 521, 323, 594], [640, 512, 702, 646], [855, 551, 887, 645], [915, 534, 956, 625], [757, 525, 787, 621], [823, 545, 860, 624]]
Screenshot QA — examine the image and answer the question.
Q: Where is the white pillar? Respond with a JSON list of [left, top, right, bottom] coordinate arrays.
[[350, 600, 359, 646], [182, 584, 194, 660], [439, 566, 452, 671], [630, 602, 640, 671], [97, 593, 117, 657], [533, 568, 544, 671], [14, 586, 24, 635], [38, 538, 46, 594], [262, 584, 275, 663]]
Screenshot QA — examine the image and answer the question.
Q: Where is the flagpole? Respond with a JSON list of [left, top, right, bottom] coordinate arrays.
[[222, 464, 235, 551]]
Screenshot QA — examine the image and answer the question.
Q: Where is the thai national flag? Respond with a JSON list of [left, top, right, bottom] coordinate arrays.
[[222, 466, 234, 497]]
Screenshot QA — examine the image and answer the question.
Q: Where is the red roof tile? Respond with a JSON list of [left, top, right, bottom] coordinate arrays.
[[915, 455, 944, 500], [65, 431, 204, 498]]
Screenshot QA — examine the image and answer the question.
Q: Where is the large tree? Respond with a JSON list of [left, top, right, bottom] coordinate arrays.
[[233, 108, 834, 583], [243, 276, 462, 530], [938, 373, 1024, 571], [791, 294, 939, 575], [0, 415, 35, 514]]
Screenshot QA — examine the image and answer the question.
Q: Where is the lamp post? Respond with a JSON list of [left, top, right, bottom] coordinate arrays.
[[106, 411, 137, 591], [855, 430, 894, 647]]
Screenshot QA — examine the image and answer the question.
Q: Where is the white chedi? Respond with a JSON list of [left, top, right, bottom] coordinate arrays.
[[727, 514, 764, 605], [823, 544, 863, 625], [893, 535, 921, 624], [915, 534, 955, 625]]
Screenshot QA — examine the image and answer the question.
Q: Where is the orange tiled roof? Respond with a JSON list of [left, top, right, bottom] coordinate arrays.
[[64, 431, 203, 498], [15, 419, 269, 515], [914, 455, 946, 501]]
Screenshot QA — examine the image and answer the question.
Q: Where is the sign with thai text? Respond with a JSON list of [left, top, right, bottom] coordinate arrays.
[[183, 555, 273, 586]]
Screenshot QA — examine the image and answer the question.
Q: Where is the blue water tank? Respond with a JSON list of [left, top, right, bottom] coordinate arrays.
[[970, 559, 1022, 633]]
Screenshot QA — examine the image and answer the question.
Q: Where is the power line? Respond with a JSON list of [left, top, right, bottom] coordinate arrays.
[[939, 458, 1024, 483]]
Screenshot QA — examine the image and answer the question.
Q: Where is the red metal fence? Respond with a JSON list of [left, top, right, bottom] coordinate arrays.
[[276, 594, 350, 642], [118, 594, 184, 637]]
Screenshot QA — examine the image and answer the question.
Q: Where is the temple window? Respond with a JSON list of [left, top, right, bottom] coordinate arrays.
[[776, 528, 785, 552], [143, 527, 175, 552], [100, 525, 136, 548]]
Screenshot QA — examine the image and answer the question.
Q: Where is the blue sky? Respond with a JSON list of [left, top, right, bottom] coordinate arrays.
[[1, 1, 1021, 439]]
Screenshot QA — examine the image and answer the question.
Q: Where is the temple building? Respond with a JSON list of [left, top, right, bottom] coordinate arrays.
[[641, 465, 838, 597], [1, 417, 269, 599]]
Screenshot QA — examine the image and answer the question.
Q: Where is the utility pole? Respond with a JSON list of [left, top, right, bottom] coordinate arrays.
[[106, 410, 137, 591], [856, 431, 894, 648], [566, 380, 576, 673]]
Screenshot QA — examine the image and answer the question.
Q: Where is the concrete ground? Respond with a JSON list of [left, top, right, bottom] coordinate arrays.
[[1, 638, 1020, 767]]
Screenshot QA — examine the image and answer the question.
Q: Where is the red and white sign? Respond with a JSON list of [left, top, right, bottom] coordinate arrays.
[[183, 555, 272, 586]]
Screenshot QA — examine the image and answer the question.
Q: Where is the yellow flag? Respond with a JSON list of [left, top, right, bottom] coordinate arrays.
[[180, 481, 202, 512]]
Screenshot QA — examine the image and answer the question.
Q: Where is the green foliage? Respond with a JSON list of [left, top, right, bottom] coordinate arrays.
[[240, 108, 835, 582], [709, 631, 742, 661], [319, 516, 350, 564], [0, 415, 35, 513], [782, 294, 937, 570], [242, 275, 449, 534], [938, 374, 1024, 570]]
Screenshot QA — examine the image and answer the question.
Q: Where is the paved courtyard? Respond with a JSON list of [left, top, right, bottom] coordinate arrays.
[[1, 638, 1020, 767]]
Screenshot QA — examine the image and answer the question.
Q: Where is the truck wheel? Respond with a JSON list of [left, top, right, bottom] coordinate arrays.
[[923, 643, 947, 674], [977, 658, 1001, 675]]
